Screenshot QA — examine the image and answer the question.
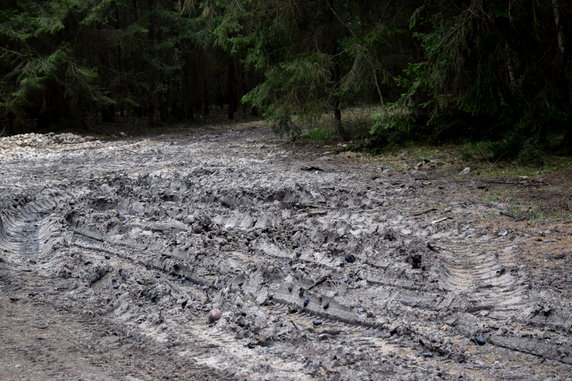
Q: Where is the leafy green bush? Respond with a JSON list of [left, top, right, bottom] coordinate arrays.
[[370, 104, 415, 136]]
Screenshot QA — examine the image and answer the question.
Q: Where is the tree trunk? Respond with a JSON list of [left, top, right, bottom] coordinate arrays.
[[227, 59, 237, 120], [147, 6, 156, 127], [202, 77, 209, 120], [328, 0, 349, 140], [553, 0, 567, 54], [332, 59, 349, 140], [554, 0, 572, 151], [101, 105, 115, 123]]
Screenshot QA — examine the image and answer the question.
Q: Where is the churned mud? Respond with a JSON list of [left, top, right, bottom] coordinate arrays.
[[1, 124, 571, 380]]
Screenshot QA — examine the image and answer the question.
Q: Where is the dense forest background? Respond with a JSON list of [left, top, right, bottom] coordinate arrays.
[[1, 0, 571, 157]]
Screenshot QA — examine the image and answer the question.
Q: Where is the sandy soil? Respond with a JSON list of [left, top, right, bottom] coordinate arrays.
[[1, 123, 571, 380]]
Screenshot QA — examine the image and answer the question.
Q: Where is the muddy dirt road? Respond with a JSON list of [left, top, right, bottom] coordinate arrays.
[[1, 124, 571, 380]]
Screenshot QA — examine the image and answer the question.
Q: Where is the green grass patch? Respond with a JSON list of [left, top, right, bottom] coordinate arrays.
[[476, 165, 555, 178], [465, 155, 570, 179], [368, 143, 459, 172], [304, 126, 334, 142], [461, 141, 496, 162]]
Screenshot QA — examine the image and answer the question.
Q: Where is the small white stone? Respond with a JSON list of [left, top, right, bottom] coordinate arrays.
[[459, 167, 472, 175]]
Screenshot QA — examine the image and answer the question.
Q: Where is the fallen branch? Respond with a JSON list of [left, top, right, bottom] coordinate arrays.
[[431, 216, 450, 224], [413, 208, 438, 216]]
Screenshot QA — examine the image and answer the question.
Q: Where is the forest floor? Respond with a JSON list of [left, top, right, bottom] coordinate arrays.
[[0, 121, 571, 380]]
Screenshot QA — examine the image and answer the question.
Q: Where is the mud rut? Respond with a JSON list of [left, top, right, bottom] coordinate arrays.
[[1, 126, 571, 380]]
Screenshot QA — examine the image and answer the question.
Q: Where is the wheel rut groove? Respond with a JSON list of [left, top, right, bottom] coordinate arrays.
[[438, 240, 528, 315], [70, 223, 461, 364]]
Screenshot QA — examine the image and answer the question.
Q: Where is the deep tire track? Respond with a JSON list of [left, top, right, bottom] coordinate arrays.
[[439, 239, 528, 315], [0, 196, 309, 380]]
